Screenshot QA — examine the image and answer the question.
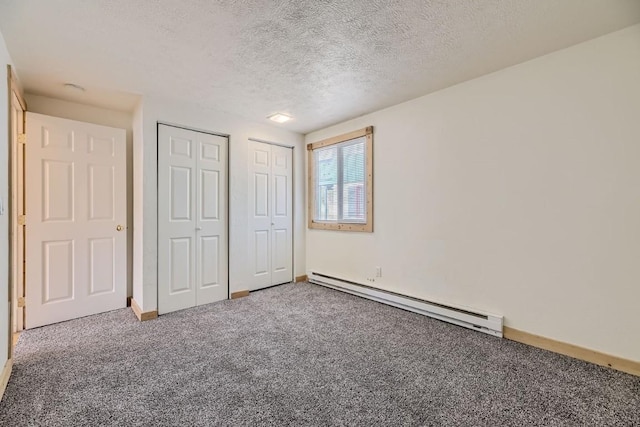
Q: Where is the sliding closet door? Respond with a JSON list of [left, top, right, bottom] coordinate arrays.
[[158, 124, 228, 314], [248, 140, 293, 291]]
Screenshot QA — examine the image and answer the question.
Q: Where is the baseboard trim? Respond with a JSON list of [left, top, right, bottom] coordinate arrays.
[[12, 332, 20, 347], [503, 327, 640, 377], [130, 298, 158, 322], [0, 358, 13, 400], [295, 275, 308, 283], [231, 290, 250, 299]]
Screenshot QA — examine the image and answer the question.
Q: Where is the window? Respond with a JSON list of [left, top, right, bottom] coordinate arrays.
[[307, 126, 373, 232]]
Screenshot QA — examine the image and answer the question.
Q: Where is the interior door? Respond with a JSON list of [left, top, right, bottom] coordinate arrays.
[[195, 131, 228, 305], [158, 124, 228, 314], [248, 140, 293, 291], [25, 113, 127, 328], [270, 144, 293, 285]]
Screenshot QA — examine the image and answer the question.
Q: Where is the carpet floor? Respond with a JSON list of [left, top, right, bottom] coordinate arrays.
[[0, 282, 638, 426]]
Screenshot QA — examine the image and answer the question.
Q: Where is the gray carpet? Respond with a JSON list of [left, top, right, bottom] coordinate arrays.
[[1, 282, 638, 426]]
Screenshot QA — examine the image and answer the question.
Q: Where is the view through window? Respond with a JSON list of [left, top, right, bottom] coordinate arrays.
[[308, 127, 373, 232]]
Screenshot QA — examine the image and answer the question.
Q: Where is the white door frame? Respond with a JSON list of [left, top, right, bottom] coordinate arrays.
[[247, 138, 295, 290], [156, 122, 231, 308]]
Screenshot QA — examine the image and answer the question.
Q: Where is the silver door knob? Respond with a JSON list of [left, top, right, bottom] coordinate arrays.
[[196, 227, 202, 231]]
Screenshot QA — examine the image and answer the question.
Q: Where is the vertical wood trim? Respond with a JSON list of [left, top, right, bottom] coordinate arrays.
[[7, 65, 26, 111], [307, 148, 314, 229], [6, 66, 14, 361], [7, 65, 26, 361], [365, 132, 373, 232], [504, 327, 640, 377], [0, 358, 12, 401]]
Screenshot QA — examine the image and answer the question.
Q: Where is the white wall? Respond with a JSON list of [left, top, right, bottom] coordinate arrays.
[[0, 30, 13, 370], [25, 95, 135, 297], [133, 95, 305, 311], [305, 24, 640, 361], [132, 100, 144, 305]]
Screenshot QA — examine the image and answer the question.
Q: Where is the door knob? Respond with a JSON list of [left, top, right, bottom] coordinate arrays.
[[116, 225, 124, 231], [196, 227, 202, 231]]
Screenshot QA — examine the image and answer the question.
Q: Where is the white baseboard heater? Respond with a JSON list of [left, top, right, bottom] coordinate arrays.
[[308, 272, 503, 338]]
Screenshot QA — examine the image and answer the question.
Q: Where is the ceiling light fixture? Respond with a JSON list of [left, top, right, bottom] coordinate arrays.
[[64, 83, 86, 92], [267, 113, 292, 123]]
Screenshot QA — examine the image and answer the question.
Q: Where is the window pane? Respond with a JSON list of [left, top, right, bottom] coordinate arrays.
[[309, 127, 372, 231], [315, 146, 338, 221], [341, 139, 366, 222]]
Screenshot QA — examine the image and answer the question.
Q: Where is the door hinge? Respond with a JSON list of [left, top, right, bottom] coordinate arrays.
[[18, 215, 26, 226], [18, 133, 26, 144], [17, 297, 25, 308]]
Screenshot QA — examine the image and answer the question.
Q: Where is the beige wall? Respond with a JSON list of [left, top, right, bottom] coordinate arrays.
[[24, 94, 135, 297], [305, 24, 640, 361]]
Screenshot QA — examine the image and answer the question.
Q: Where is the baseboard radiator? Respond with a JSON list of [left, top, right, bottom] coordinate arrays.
[[308, 272, 503, 338]]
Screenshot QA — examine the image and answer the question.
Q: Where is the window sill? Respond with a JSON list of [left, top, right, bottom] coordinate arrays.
[[308, 220, 372, 232]]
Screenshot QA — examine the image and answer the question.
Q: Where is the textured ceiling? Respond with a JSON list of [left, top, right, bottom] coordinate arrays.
[[1, 0, 639, 133]]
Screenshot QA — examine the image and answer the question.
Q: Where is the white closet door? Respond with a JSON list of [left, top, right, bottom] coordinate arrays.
[[158, 124, 228, 314], [248, 141, 272, 290], [248, 141, 293, 291], [25, 113, 127, 328], [270, 145, 293, 285], [158, 125, 197, 313], [195, 133, 228, 305]]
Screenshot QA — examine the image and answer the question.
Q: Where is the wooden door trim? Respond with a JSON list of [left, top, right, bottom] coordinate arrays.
[[0, 358, 13, 401], [7, 65, 26, 362], [7, 65, 26, 110]]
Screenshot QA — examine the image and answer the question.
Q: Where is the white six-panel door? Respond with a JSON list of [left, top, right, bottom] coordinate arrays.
[[158, 124, 228, 314], [248, 141, 293, 290], [25, 113, 127, 328]]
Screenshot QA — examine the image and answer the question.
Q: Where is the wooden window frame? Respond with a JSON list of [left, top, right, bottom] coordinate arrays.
[[307, 126, 373, 232]]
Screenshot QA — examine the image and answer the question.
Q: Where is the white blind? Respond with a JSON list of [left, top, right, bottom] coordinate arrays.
[[314, 136, 366, 223]]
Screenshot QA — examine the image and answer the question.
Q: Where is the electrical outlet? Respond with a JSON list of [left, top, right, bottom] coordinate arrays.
[[375, 267, 382, 278]]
